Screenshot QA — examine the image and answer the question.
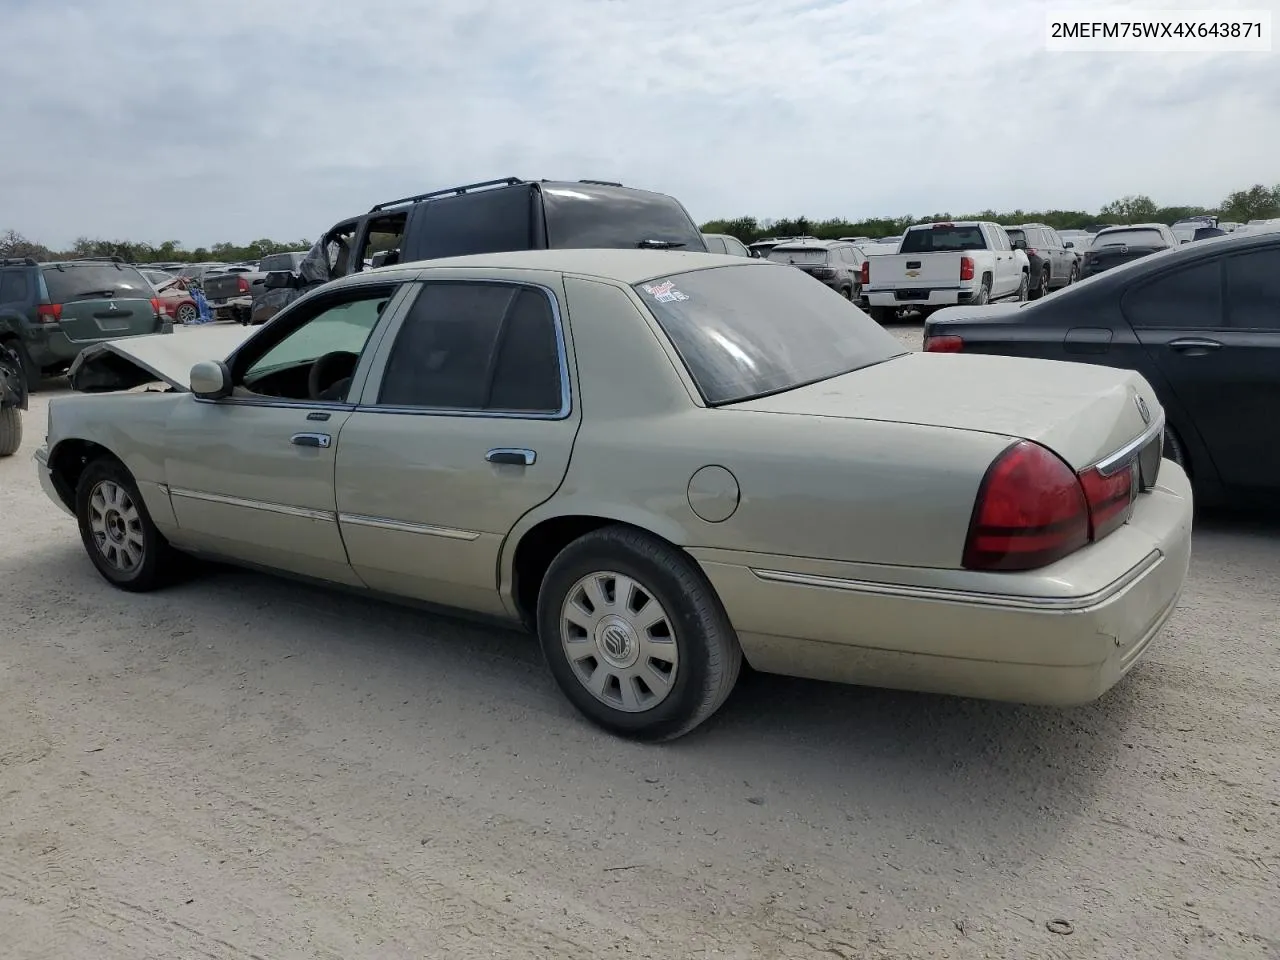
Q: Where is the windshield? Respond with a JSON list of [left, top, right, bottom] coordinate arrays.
[[767, 248, 828, 264], [633, 264, 905, 406], [41, 264, 153, 303], [1092, 228, 1166, 248], [899, 225, 988, 253]]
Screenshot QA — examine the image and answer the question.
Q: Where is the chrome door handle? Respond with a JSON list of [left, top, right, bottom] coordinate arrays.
[[486, 448, 536, 466], [1167, 338, 1222, 352], [291, 432, 331, 448]]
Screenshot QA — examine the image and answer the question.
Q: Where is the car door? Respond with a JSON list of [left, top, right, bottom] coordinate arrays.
[[163, 281, 411, 584], [1124, 247, 1280, 491], [334, 275, 581, 616], [986, 225, 1016, 297]]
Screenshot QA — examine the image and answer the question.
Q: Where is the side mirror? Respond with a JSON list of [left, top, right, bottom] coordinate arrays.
[[264, 271, 298, 290], [1011, 239, 1028, 249], [190, 360, 232, 400], [1063, 241, 1074, 248]]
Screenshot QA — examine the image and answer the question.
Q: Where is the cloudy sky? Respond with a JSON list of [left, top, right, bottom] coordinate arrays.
[[1, 0, 1276, 248]]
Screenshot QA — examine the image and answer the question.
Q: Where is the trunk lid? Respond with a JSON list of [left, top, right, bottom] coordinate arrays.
[[203, 272, 254, 301], [68, 324, 255, 393], [1083, 244, 1164, 274], [40, 263, 160, 343], [728, 352, 1159, 471]]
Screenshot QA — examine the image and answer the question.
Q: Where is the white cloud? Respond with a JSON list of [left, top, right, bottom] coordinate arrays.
[[0, 0, 1276, 247]]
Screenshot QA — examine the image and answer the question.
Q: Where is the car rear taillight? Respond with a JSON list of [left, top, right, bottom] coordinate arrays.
[[150, 297, 162, 316], [964, 441, 1138, 571], [963, 441, 1089, 571], [36, 303, 62, 323], [236, 276, 250, 294], [959, 256, 974, 281], [1078, 462, 1136, 540], [924, 334, 964, 352], [860, 260, 870, 284]]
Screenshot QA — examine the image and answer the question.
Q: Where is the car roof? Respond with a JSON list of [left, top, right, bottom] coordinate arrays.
[[342, 249, 769, 287], [1097, 223, 1165, 232], [770, 239, 847, 249]]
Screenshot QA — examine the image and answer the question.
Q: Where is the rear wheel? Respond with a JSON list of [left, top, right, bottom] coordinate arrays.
[[75, 457, 182, 592], [175, 303, 197, 324], [840, 285, 853, 300], [1032, 269, 1050, 299], [537, 525, 742, 741], [0, 407, 20, 457], [974, 279, 991, 305]]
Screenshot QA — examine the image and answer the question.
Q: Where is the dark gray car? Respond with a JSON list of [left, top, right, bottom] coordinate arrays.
[[766, 239, 866, 300]]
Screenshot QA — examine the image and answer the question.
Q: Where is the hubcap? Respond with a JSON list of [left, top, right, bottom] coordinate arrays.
[[559, 571, 679, 713], [88, 480, 145, 573]]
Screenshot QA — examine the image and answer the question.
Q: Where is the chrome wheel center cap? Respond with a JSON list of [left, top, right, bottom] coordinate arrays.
[[594, 616, 639, 669]]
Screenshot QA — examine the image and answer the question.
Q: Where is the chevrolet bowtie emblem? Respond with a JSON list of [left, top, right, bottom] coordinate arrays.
[[905, 270, 920, 278]]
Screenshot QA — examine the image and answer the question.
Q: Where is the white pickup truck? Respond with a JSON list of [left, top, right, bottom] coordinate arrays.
[[858, 221, 1029, 323]]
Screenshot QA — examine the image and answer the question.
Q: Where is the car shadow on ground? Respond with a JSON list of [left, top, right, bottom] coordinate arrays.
[[4, 539, 1154, 870]]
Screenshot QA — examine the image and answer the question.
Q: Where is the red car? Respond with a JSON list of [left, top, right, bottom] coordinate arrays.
[[141, 269, 199, 324]]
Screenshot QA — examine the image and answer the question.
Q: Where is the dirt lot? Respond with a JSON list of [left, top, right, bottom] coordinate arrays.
[[1, 324, 1277, 959]]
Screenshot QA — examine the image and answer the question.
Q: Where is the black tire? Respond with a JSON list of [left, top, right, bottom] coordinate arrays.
[[0, 407, 20, 458], [536, 525, 742, 741], [1032, 269, 1049, 299], [74, 456, 181, 592], [868, 306, 895, 324], [176, 303, 197, 324], [974, 279, 991, 305], [1068, 264, 1079, 284], [1015, 272, 1029, 302], [5, 339, 41, 394], [1162, 425, 1190, 476], [840, 285, 853, 300]]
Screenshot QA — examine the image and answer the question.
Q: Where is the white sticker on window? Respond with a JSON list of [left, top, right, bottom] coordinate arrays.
[[643, 281, 689, 303]]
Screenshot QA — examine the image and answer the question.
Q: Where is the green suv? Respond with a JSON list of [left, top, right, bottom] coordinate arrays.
[[0, 256, 165, 391]]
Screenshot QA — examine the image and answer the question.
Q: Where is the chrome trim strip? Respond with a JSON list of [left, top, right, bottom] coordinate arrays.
[[169, 487, 335, 522], [1092, 412, 1165, 477], [338, 513, 480, 541], [749, 550, 1162, 612]]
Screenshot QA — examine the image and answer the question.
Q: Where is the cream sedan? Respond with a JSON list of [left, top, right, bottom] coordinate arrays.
[[37, 250, 1193, 740]]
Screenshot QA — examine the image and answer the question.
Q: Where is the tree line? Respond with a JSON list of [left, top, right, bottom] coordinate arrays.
[[701, 183, 1280, 242], [2, 184, 1277, 263]]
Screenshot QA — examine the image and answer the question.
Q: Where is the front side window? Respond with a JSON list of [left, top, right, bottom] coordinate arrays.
[[634, 264, 905, 406], [1121, 259, 1223, 329], [377, 282, 563, 413], [241, 291, 392, 399]]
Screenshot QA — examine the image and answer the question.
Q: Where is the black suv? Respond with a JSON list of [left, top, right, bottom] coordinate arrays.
[[1005, 223, 1078, 298], [0, 257, 165, 390]]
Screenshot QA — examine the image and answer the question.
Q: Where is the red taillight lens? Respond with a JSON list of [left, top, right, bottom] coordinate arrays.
[[36, 303, 62, 323], [924, 334, 964, 353], [963, 441, 1089, 571], [150, 297, 162, 316], [236, 276, 250, 294], [1078, 463, 1135, 540], [860, 260, 870, 284], [960, 256, 975, 281]]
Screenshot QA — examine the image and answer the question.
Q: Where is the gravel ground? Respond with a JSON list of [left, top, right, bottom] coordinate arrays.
[[1, 323, 1277, 959]]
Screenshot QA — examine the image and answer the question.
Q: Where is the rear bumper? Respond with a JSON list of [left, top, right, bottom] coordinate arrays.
[[863, 284, 978, 308], [692, 463, 1193, 705], [25, 321, 164, 368]]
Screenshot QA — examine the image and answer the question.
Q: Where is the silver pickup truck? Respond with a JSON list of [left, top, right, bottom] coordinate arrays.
[[202, 252, 307, 323]]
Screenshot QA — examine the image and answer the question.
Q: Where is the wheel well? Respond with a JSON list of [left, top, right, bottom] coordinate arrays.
[[48, 439, 116, 510], [510, 515, 652, 627]]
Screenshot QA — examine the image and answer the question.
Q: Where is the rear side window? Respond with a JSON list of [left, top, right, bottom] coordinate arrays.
[[1122, 259, 1223, 329], [40, 264, 153, 303], [378, 282, 563, 413], [0, 271, 30, 303], [900, 226, 988, 253], [1226, 248, 1280, 329], [541, 184, 705, 251], [703, 235, 727, 254], [404, 184, 537, 261]]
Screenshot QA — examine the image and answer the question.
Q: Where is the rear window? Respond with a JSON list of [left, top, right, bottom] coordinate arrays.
[[633, 264, 905, 405], [899, 225, 989, 253], [40, 264, 153, 303], [767, 247, 828, 264], [1005, 229, 1026, 244], [1092, 229, 1167, 248], [542, 184, 705, 251]]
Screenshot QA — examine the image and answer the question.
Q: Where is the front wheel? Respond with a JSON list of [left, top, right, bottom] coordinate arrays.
[[537, 526, 742, 741], [75, 457, 182, 592], [1015, 272, 1029, 302]]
